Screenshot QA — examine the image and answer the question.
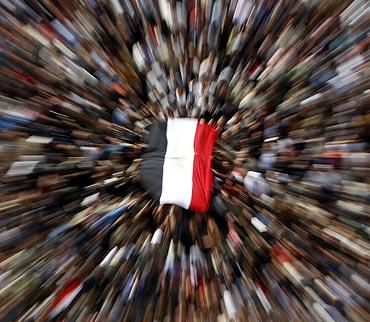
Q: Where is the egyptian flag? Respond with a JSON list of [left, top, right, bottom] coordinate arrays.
[[140, 118, 217, 212], [48, 280, 83, 318]]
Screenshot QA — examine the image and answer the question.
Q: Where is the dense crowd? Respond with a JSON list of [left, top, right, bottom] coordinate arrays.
[[0, 0, 369, 321]]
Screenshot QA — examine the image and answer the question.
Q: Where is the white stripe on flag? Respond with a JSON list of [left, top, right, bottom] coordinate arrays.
[[160, 119, 197, 209]]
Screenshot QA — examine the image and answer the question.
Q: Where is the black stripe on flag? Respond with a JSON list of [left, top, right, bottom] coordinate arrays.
[[139, 121, 167, 199]]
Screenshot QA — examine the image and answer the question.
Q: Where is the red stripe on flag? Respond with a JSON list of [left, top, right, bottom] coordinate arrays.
[[50, 279, 81, 311], [190, 122, 217, 212]]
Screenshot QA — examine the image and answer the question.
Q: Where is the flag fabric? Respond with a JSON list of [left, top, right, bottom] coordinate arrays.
[[49, 280, 83, 318], [140, 118, 217, 212]]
